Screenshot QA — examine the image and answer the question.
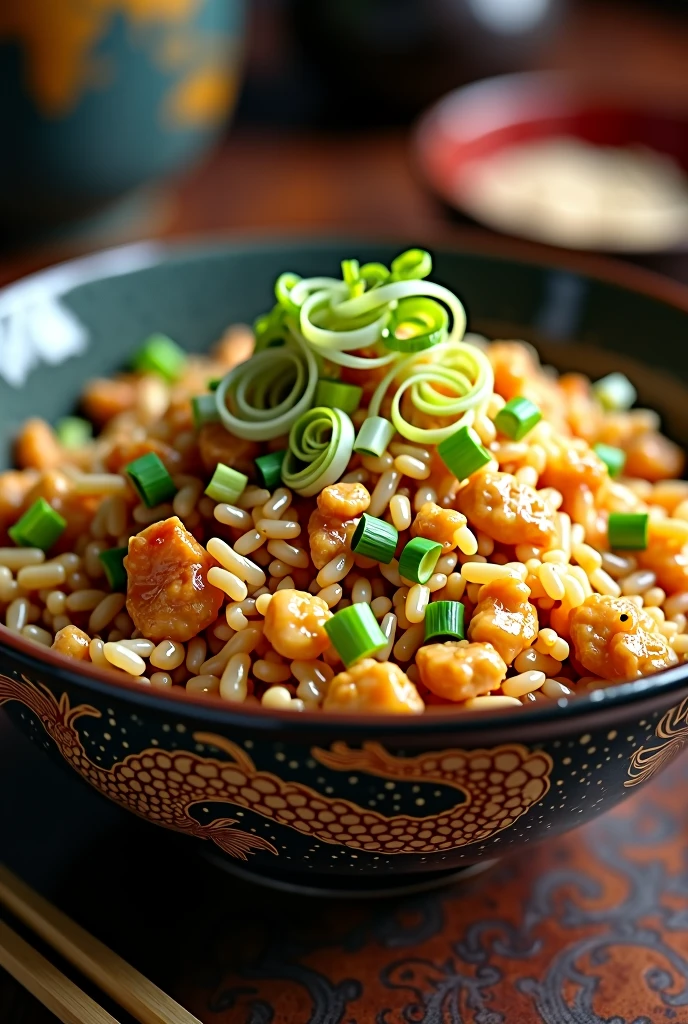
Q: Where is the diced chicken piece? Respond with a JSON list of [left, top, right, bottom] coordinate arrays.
[[0, 470, 38, 536], [317, 482, 370, 519], [308, 508, 356, 570], [15, 419, 63, 471], [411, 502, 465, 551], [638, 538, 688, 595], [622, 432, 684, 483], [468, 577, 539, 664], [416, 641, 506, 702], [52, 625, 91, 661], [22, 471, 99, 549], [455, 471, 558, 549], [197, 422, 259, 477], [82, 377, 138, 426], [539, 440, 607, 504], [559, 373, 601, 442], [124, 516, 222, 642], [324, 658, 424, 714], [488, 342, 539, 402], [570, 593, 677, 681], [213, 325, 255, 369], [105, 437, 183, 475], [263, 588, 331, 660]]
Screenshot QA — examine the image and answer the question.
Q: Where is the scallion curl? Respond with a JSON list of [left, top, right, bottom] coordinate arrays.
[[366, 339, 494, 444], [215, 331, 318, 441], [282, 407, 355, 497]]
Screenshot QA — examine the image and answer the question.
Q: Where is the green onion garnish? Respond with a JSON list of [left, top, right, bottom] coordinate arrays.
[[594, 443, 626, 478], [275, 272, 302, 317], [191, 394, 221, 430], [359, 262, 390, 287], [281, 407, 355, 497], [365, 339, 491, 444], [315, 378, 363, 415], [99, 547, 128, 591], [353, 416, 395, 458], [424, 601, 465, 642], [593, 372, 637, 411], [126, 452, 177, 508], [205, 464, 248, 504], [494, 396, 542, 441], [437, 425, 491, 481], [55, 416, 92, 449], [384, 297, 448, 352], [324, 603, 387, 668], [351, 513, 398, 564], [253, 304, 289, 351], [398, 537, 442, 584], [255, 450, 286, 491], [274, 272, 301, 315], [390, 248, 432, 281], [208, 378, 221, 392], [8, 498, 66, 551], [608, 512, 649, 550], [132, 334, 186, 382], [215, 331, 318, 441], [341, 258, 363, 297]]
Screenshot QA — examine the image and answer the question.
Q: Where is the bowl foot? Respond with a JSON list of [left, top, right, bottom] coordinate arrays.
[[201, 853, 499, 898]]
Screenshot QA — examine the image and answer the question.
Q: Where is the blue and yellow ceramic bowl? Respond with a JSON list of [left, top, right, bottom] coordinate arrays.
[[1, 237, 688, 894], [0, 0, 244, 233]]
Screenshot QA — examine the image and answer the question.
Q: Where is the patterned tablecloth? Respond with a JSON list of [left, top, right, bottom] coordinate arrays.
[[2, 717, 687, 1024]]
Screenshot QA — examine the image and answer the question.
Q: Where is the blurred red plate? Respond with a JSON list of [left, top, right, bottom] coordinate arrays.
[[414, 72, 688, 252]]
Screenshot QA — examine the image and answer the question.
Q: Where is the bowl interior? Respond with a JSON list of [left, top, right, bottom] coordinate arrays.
[[2, 235, 688, 728]]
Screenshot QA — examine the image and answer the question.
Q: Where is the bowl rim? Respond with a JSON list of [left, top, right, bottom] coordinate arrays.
[[413, 69, 688, 254], [3, 228, 688, 732]]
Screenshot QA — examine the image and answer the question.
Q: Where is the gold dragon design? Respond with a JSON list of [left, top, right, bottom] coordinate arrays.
[[625, 697, 688, 788], [0, 674, 553, 860]]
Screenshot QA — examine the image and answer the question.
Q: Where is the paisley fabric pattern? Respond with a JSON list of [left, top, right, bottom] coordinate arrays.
[[175, 754, 688, 1023]]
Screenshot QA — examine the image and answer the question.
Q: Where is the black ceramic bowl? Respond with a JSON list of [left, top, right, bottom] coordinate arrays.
[[2, 236, 688, 896]]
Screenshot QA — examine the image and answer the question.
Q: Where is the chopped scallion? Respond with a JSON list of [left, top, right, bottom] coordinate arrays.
[[132, 334, 186, 382], [593, 372, 637, 411], [99, 547, 128, 592], [205, 464, 248, 504], [608, 511, 648, 550], [424, 601, 465, 642], [191, 394, 220, 430], [55, 416, 92, 449], [353, 416, 395, 458], [398, 537, 442, 585], [324, 603, 387, 668], [494, 396, 542, 441], [255, 450, 286, 491], [437, 425, 491, 481], [594, 443, 626, 478], [351, 513, 398, 564], [126, 452, 177, 508], [8, 498, 66, 551], [315, 378, 363, 414]]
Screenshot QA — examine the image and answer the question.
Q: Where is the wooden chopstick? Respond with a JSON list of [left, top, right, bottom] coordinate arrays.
[[0, 865, 201, 1024], [0, 918, 120, 1024]]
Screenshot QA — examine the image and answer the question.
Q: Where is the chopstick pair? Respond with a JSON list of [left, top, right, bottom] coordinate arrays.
[[0, 864, 201, 1024]]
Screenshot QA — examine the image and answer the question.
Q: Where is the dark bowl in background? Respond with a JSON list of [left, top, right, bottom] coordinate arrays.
[[1, 236, 688, 896], [415, 72, 688, 253]]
